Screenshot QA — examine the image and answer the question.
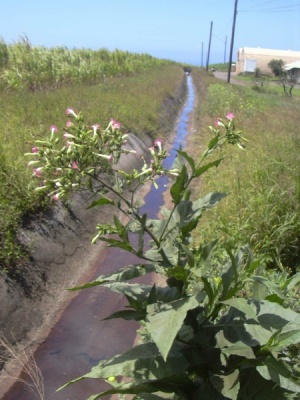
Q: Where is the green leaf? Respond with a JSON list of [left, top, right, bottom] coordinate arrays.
[[60, 342, 189, 393], [68, 264, 156, 291], [146, 294, 203, 360], [239, 368, 290, 400], [267, 326, 300, 352], [176, 150, 196, 172], [103, 309, 145, 321], [87, 197, 114, 209], [194, 158, 224, 177], [221, 341, 256, 359], [201, 277, 215, 307], [194, 192, 227, 210], [286, 272, 300, 291], [179, 243, 195, 268], [207, 135, 220, 151], [222, 299, 258, 321], [191, 380, 227, 399], [170, 165, 188, 204], [133, 393, 176, 400], [191, 240, 218, 276], [257, 355, 300, 393], [251, 276, 286, 300], [98, 237, 133, 252], [210, 369, 240, 400]]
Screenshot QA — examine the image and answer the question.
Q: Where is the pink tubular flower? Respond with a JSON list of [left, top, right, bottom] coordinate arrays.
[[63, 132, 75, 139], [71, 161, 79, 169], [50, 125, 59, 134], [154, 138, 163, 152], [110, 118, 121, 130], [66, 107, 78, 118], [226, 112, 234, 121], [66, 120, 73, 128], [214, 118, 222, 127], [32, 147, 39, 153], [98, 153, 113, 162], [33, 168, 42, 178], [53, 193, 60, 201], [91, 124, 100, 135]]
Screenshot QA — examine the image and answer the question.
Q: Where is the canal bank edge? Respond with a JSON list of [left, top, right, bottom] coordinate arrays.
[[0, 73, 187, 397]]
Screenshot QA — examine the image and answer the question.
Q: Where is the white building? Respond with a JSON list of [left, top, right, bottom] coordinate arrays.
[[236, 48, 300, 74]]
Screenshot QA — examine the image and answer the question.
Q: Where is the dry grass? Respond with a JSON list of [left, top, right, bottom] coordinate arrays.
[[0, 336, 44, 400]]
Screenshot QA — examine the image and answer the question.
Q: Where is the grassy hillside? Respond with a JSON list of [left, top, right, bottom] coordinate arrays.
[[189, 69, 300, 275]]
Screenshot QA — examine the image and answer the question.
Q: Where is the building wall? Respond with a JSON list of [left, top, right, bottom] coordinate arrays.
[[236, 48, 300, 74]]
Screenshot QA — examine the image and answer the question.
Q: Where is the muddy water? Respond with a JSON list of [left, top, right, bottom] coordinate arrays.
[[5, 75, 195, 400]]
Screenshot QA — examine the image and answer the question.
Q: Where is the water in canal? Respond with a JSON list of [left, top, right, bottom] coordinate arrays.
[[4, 75, 195, 400]]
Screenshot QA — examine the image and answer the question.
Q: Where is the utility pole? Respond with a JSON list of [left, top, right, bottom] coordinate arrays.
[[227, 0, 238, 83], [206, 21, 213, 72], [201, 42, 203, 67], [224, 35, 227, 64]]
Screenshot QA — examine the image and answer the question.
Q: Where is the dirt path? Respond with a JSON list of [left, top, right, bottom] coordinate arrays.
[[213, 71, 249, 86]]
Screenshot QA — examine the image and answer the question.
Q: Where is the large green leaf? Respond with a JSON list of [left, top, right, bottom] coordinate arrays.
[[60, 342, 190, 394], [146, 293, 204, 360], [193, 192, 227, 210], [251, 275, 286, 300], [219, 299, 300, 348], [86, 380, 177, 400], [210, 370, 240, 400], [68, 264, 156, 291], [256, 355, 300, 393], [239, 368, 292, 400], [220, 341, 256, 359], [267, 327, 300, 351], [222, 299, 258, 321]]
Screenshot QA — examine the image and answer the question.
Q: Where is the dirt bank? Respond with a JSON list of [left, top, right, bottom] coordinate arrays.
[[0, 74, 187, 397]]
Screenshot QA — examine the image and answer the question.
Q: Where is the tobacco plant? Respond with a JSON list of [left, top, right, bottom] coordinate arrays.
[[27, 109, 300, 399]]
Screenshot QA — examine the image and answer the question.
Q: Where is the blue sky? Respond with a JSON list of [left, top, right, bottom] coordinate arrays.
[[1, 0, 300, 66]]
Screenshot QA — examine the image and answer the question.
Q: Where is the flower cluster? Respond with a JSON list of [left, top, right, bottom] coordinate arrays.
[[27, 109, 171, 202], [211, 112, 247, 149], [26, 108, 131, 201]]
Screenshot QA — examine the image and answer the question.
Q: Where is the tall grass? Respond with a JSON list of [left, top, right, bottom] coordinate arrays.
[[189, 71, 300, 271], [0, 61, 185, 274], [0, 35, 174, 91]]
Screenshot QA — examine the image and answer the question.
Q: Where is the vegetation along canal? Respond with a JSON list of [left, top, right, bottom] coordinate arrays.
[[5, 74, 195, 400]]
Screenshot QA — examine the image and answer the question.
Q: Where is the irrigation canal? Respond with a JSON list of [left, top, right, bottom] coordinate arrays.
[[5, 74, 195, 400]]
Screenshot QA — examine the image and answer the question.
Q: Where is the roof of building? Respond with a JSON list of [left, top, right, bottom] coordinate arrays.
[[238, 47, 300, 58], [284, 61, 300, 70]]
